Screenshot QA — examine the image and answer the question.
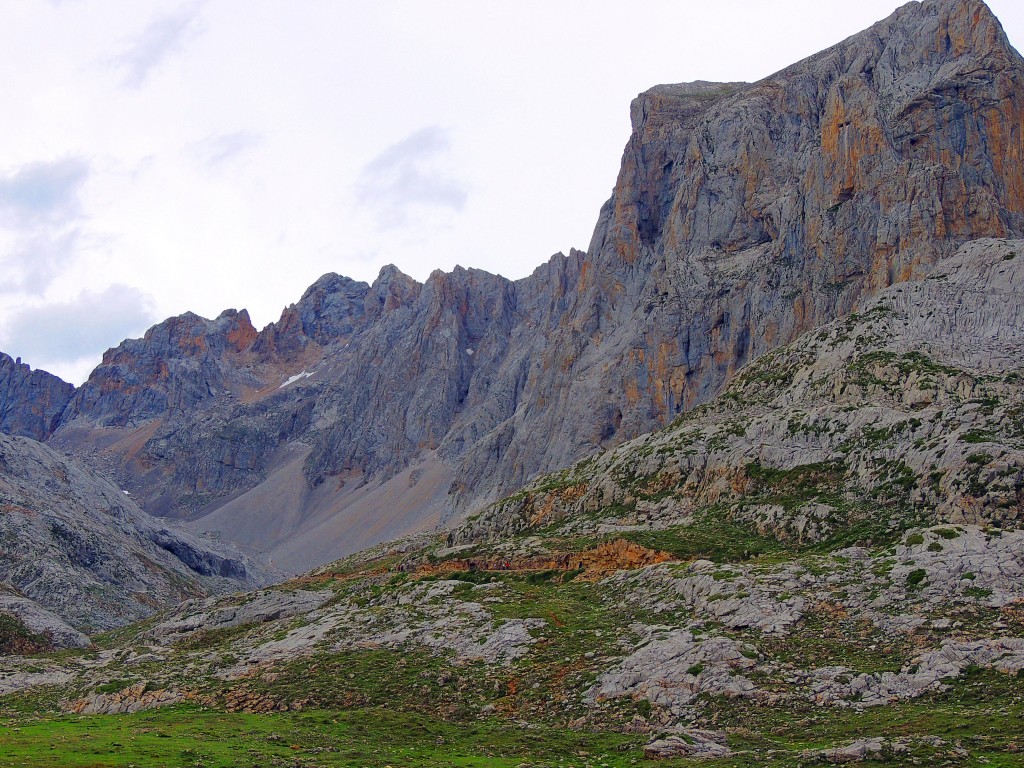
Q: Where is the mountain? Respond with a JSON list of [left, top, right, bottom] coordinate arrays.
[[2, 1, 1024, 763], [8, 0, 1024, 578], [0, 432, 268, 639], [0, 352, 74, 442], [451, 237, 1024, 550]]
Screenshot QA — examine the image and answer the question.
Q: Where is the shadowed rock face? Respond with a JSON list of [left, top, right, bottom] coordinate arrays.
[[0, 353, 73, 442], [6, 0, 1024, 572]]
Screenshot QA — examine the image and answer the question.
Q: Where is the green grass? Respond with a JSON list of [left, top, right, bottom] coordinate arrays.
[[705, 667, 1024, 766], [0, 705, 645, 767], [4, 671, 1024, 767]]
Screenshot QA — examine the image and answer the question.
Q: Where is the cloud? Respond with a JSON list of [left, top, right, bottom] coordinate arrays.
[[0, 158, 90, 295], [356, 126, 468, 229], [0, 230, 83, 296], [191, 130, 261, 168], [1, 284, 157, 368], [108, 3, 204, 88], [0, 157, 89, 224]]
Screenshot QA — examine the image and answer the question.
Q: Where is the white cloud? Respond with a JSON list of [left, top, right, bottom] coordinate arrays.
[[0, 230, 83, 296], [356, 126, 468, 230], [1, 284, 157, 377], [108, 3, 204, 88], [0, 158, 90, 296], [0, 157, 89, 224], [191, 130, 261, 168]]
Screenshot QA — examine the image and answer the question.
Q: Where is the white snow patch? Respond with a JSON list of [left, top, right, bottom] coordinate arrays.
[[279, 370, 314, 388]]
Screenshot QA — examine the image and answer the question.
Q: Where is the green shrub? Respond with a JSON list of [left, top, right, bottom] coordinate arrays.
[[906, 569, 927, 588]]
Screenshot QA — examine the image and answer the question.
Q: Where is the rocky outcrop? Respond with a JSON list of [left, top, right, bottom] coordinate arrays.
[[67, 683, 192, 715], [0, 353, 73, 442], [251, 273, 369, 359], [147, 588, 331, 645], [0, 590, 90, 650], [643, 731, 732, 760], [59, 309, 261, 429], [0, 432, 268, 632]]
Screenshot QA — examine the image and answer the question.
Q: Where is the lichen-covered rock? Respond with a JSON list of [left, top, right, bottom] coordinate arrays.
[[587, 626, 758, 715], [148, 589, 332, 645], [806, 738, 887, 764], [643, 730, 732, 760]]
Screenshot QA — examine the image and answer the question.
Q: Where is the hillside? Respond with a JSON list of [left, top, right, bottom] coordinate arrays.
[[0, 432, 268, 639], [2, 1, 1024, 763]]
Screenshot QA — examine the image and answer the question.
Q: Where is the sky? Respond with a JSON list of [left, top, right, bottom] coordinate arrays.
[[1, 1, 1023, 385]]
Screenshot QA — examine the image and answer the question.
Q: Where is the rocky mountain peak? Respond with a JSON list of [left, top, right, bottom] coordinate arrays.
[[62, 309, 264, 429], [251, 273, 369, 360], [0, 352, 73, 442], [366, 264, 422, 317]]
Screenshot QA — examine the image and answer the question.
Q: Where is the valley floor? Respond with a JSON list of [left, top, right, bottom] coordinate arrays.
[[2, 526, 1023, 768], [1, 669, 1022, 767]]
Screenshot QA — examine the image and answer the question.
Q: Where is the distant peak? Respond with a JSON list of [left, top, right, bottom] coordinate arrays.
[[374, 263, 417, 285]]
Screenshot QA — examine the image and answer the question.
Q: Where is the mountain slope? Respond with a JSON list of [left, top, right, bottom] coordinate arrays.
[[0, 433, 269, 634], [450, 237, 1024, 551]]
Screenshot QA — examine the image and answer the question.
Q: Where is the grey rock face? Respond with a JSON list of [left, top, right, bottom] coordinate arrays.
[[251, 273, 369, 359], [0, 353, 73, 442], [58, 309, 260, 429], [0, 433, 268, 632], [450, 238, 1024, 546]]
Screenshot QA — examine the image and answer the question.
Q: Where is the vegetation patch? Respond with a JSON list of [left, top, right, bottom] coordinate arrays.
[[0, 613, 53, 656]]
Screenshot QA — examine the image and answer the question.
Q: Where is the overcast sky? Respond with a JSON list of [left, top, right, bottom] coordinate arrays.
[[1, 0, 1022, 385]]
